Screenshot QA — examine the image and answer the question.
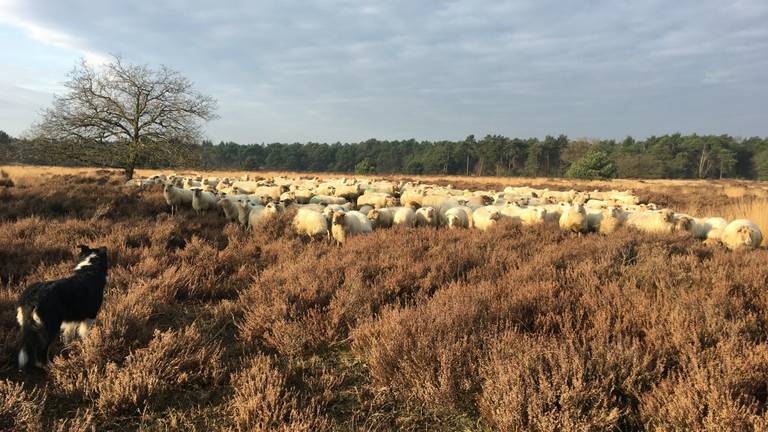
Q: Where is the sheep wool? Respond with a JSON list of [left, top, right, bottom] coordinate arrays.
[[721, 219, 763, 251], [559, 203, 588, 233]]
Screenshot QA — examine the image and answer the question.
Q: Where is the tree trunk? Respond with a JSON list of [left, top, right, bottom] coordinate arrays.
[[125, 165, 135, 180]]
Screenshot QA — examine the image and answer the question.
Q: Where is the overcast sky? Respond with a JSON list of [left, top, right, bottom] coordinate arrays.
[[1, 0, 766, 144]]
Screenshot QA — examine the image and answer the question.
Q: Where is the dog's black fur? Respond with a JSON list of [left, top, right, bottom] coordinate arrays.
[[17, 244, 108, 369]]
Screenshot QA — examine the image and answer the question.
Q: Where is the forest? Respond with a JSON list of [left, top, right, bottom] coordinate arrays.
[[3, 129, 768, 180]]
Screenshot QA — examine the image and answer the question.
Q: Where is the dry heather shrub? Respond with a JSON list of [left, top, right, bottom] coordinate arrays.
[[0, 289, 20, 373], [352, 278, 551, 415], [478, 332, 652, 431], [53, 409, 95, 432], [171, 232, 261, 300], [0, 380, 45, 432], [229, 355, 330, 432], [95, 324, 222, 414], [641, 340, 768, 430]]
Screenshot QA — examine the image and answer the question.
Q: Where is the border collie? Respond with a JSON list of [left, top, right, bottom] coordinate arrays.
[[17, 245, 108, 369]]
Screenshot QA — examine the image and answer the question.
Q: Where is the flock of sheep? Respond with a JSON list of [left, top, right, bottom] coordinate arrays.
[[126, 173, 764, 251]]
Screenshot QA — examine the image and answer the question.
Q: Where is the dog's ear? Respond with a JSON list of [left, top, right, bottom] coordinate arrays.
[[77, 244, 90, 255]]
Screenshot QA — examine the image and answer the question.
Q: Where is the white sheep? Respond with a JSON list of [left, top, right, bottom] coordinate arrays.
[[559, 203, 588, 233], [625, 209, 675, 234], [293, 208, 329, 239], [392, 207, 416, 228], [473, 206, 502, 231], [415, 206, 439, 227], [331, 210, 372, 244], [163, 183, 193, 215], [309, 195, 348, 205], [367, 207, 398, 229], [598, 206, 624, 235], [218, 197, 240, 222], [192, 189, 218, 213], [444, 207, 470, 229], [720, 219, 763, 251], [357, 192, 397, 209], [249, 202, 284, 230]]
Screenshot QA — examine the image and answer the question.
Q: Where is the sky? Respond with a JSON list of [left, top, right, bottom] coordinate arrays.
[[1, 0, 767, 144]]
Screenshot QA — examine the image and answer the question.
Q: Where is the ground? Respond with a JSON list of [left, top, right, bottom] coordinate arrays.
[[1, 165, 768, 431]]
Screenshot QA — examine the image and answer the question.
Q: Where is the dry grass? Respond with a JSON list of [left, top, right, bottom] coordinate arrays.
[[2, 166, 768, 430]]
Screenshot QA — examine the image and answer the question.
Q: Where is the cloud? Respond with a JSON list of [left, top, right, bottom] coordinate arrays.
[[0, 0, 767, 141]]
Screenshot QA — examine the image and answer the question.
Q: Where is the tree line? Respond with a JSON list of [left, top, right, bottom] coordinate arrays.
[[3, 129, 768, 180], [3, 56, 766, 181]]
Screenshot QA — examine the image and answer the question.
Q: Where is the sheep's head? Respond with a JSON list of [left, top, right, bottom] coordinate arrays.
[[368, 209, 380, 222], [737, 225, 757, 246], [532, 207, 547, 222], [384, 196, 397, 207], [447, 214, 459, 228], [604, 206, 621, 219], [674, 215, 694, 232], [332, 211, 346, 226], [660, 209, 674, 222], [489, 209, 501, 221], [192, 188, 202, 197]]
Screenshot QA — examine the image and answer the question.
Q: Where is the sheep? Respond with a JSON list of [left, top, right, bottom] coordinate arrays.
[[183, 178, 202, 189], [399, 190, 426, 207], [559, 203, 588, 233], [334, 184, 362, 200], [367, 207, 398, 229], [293, 208, 329, 239], [690, 217, 728, 240], [444, 207, 470, 229], [720, 219, 763, 251], [625, 209, 675, 234], [218, 197, 240, 222], [598, 206, 624, 235], [357, 192, 397, 209], [191, 189, 218, 213], [163, 183, 193, 215], [309, 195, 348, 205], [249, 202, 284, 230], [519, 206, 547, 226], [392, 207, 416, 228], [237, 200, 261, 226], [331, 210, 372, 244], [473, 206, 502, 231], [415, 206, 439, 227], [358, 204, 374, 215]]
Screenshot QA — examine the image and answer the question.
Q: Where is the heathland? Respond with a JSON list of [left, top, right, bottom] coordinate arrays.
[[2, 166, 768, 431]]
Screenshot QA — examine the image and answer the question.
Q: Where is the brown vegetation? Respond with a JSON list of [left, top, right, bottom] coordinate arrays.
[[1, 167, 768, 430]]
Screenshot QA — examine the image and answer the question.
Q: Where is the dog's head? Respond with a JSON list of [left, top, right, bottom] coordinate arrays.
[[77, 244, 108, 262]]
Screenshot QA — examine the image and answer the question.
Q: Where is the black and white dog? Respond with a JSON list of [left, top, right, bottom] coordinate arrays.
[[17, 244, 108, 369]]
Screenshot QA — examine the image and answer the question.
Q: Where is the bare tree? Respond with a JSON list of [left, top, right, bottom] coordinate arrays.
[[33, 56, 218, 179]]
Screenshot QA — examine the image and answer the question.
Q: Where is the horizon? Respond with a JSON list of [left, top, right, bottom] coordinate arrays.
[[2, 1, 767, 143]]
